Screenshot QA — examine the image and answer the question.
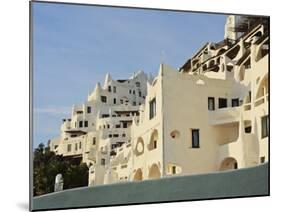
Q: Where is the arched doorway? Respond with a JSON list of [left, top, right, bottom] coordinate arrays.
[[220, 157, 238, 171], [148, 163, 161, 179], [133, 169, 143, 181]]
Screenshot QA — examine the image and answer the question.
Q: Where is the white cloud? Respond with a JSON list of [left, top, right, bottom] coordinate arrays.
[[34, 106, 71, 116]]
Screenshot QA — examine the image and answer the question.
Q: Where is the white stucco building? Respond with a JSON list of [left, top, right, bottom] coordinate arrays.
[[49, 15, 269, 186]]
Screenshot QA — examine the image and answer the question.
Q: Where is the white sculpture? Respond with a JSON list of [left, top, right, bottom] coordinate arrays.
[[54, 173, 63, 192]]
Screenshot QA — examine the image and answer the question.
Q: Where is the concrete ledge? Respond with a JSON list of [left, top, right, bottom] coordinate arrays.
[[32, 163, 269, 211]]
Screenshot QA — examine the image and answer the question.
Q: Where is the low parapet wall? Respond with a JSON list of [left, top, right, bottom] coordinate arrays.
[[32, 163, 269, 211]]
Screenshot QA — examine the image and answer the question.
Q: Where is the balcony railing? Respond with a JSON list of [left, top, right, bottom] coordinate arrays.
[[254, 93, 268, 107], [209, 107, 241, 125]]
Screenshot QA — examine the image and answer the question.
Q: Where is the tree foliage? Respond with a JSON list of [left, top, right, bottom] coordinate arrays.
[[33, 143, 89, 196]]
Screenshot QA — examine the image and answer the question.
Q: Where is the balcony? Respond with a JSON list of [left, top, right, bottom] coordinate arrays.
[[209, 107, 241, 125], [254, 94, 268, 107]]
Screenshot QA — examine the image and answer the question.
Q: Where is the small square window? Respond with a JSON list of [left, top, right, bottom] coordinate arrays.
[[101, 96, 107, 103], [232, 98, 239, 107], [219, 98, 227, 108]]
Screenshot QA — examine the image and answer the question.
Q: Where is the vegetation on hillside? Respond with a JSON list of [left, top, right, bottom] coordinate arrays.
[[33, 143, 89, 196]]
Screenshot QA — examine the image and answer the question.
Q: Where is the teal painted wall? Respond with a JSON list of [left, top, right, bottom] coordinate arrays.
[[32, 163, 269, 211]]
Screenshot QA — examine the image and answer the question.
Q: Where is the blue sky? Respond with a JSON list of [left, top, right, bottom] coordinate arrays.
[[32, 2, 226, 147]]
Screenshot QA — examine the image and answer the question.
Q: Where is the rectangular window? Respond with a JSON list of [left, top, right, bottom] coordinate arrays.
[[113, 134, 119, 138], [149, 98, 156, 119], [172, 166, 176, 174], [208, 97, 215, 110], [139, 91, 141, 97], [84, 120, 88, 127], [133, 90, 135, 95], [92, 137, 96, 145], [79, 121, 83, 128], [113, 86, 116, 93], [101, 159, 105, 165], [101, 96, 107, 103], [245, 126, 252, 133], [101, 114, 109, 118], [113, 98, 116, 104], [109, 134, 112, 138], [122, 133, 126, 137], [133, 101, 136, 106], [87, 106, 91, 113], [79, 142, 82, 149], [218, 98, 227, 108], [192, 129, 200, 148], [107, 124, 110, 129], [108, 86, 111, 92], [67, 144, 72, 152], [75, 143, 78, 151], [260, 156, 265, 163], [153, 140, 157, 149], [261, 115, 269, 138], [129, 90, 131, 94], [123, 122, 127, 128], [232, 98, 239, 107]]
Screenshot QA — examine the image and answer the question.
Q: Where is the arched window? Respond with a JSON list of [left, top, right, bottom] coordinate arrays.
[[133, 169, 143, 181], [148, 130, 158, 150], [220, 157, 238, 171], [148, 164, 161, 179]]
